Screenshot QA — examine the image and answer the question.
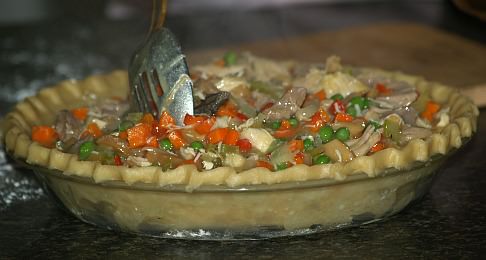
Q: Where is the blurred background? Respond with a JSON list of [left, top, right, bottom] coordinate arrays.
[[1, 0, 485, 45], [1, 0, 484, 112]]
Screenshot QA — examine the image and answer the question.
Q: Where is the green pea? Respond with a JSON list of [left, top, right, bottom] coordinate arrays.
[[159, 138, 173, 151], [99, 148, 115, 165], [276, 162, 288, 171], [303, 138, 314, 151], [346, 106, 357, 117], [288, 118, 299, 127], [331, 93, 344, 101], [223, 51, 237, 66], [79, 141, 95, 160], [271, 121, 281, 130], [363, 98, 371, 109], [313, 154, 331, 165], [368, 120, 382, 130], [349, 96, 366, 109], [190, 141, 204, 152], [335, 127, 350, 141], [118, 120, 134, 132], [319, 125, 334, 143]]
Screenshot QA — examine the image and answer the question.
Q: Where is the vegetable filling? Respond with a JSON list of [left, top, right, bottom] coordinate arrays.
[[31, 53, 447, 172]]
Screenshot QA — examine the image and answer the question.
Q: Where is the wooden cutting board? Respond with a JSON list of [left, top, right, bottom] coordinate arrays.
[[187, 22, 486, 107]]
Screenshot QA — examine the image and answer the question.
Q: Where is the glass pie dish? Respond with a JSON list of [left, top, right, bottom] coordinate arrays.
[[1, 68, 478, 240]]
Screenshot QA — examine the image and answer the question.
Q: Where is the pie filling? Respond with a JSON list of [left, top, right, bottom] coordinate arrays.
[[30, 53, 455, 173]]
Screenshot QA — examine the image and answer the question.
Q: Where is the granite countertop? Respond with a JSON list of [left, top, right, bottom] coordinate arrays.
[[1, 1, 485, 258]]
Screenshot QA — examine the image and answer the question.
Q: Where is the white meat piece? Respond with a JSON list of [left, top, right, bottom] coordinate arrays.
[[224, 153, 246, 168], [215, 77, 248, 92], [295, 70, 369, 98], [193, 64, 245, 79], [240, 128, 275, 153], [374, 81, 418, 109], [261, 87, 307, 120], [435, 108, 450, 128]]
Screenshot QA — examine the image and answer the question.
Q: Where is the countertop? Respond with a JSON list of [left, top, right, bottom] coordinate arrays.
[[1, 1, 485, 259]]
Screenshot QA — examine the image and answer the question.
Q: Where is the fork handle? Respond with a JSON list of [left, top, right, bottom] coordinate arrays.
[[149, 0, 168, 34]]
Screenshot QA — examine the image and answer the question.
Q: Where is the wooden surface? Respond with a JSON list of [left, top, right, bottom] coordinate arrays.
[[187, 22, 486, 107]]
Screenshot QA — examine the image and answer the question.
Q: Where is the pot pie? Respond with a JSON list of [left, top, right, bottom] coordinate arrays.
[[1, 53, 478, 239]]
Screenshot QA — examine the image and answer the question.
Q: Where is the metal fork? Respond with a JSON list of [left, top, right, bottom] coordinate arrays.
[[128, 0, 193, 125]]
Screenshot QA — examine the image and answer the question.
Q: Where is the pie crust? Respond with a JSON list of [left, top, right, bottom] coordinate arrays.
[[1, 70, 479, 191]]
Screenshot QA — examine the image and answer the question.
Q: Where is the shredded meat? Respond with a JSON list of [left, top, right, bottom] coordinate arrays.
[[55, 110, 83, 142], [261, 87, 306, 120], [100, 99, 130, 118], [374, 81, 418, 109], [295, 99, 319, 121], [346, 126, 382, 156], [96, 135, 132, 156], [365, 106, 418, 126]]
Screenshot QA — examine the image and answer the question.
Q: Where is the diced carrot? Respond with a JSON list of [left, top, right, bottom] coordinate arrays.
[[206, 128, 229, 144], [151, 120, 165, 137], [279, 120, 291, 130], [184, 114, 206, 125], [194, 116, 216, 135], [314, 90, 326, 101], [216, 102, 239, 118], [329, 100, 345, 115], [118, 130, 128, 140], [422, 112, 433, 121], [224, 129, 240, 145], [236, 138, 252, 153], [308, 108, 330, 132], [376, 83, 392, 95], [335, 113, 353, 122], [294, 152, 305, 164], [71, 107, 89, 121], [289, 139, 304, 152], [159, 111, 175, 128], [216, 102, 248, 121], [370, 142, 385, 153], [146, 135, 159, 148], [309, 116, 324, 132], [420, 101, 441, 121], [168, 130, 186, 149], [321, 109, 331, 122], [86, 123, 103, 138], [273, 129, 297, 139], [183, 159, 194, 165], [31, 125, 58, 147], [256, 160, 273, 171], [127, 123, 152, 148], [141, 113, 155, 124]]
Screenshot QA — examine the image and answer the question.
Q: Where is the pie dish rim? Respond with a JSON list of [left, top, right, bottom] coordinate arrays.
[[0, 68, 478, 190]]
